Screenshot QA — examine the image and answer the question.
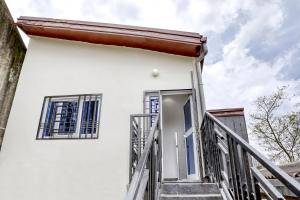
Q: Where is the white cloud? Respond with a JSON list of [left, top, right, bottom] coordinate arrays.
[[203, 0, 298, 111]]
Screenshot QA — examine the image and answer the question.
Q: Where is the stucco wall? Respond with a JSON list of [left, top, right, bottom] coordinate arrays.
[[0, 36, 195, 200], [0, 0, 26, 147]]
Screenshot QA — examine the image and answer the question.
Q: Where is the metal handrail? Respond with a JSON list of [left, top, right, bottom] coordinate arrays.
[[202, 111, 300, 199], [126, 115, 160, 200]]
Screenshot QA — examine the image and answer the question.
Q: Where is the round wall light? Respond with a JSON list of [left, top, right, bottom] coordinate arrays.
[[152, 68, 159, 77]]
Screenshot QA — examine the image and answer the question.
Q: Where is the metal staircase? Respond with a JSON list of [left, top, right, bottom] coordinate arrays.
[[201, 112, 300, 200], [125, 112, 300, 200]]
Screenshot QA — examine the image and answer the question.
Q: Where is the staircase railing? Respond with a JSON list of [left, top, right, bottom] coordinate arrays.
[[201, 111, 300, 200], [126, 114, 162, 200]]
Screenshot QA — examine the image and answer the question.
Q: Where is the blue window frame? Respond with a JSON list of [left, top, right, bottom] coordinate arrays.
[[38, 94, 102, 139], [149, 96, 159, 125], [149, 96, 159, 114]]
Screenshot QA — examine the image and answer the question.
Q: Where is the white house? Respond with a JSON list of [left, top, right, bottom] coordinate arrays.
[[0, 16, 207, 200], [1, 16, 299, 200]]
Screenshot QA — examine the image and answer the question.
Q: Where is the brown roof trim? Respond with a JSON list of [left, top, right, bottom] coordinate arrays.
[[17, 16, 206, 57], [208, 108, 245, 117]]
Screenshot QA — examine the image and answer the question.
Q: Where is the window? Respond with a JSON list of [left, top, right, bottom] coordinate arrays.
[[149, 96, 159, 114], [144, 91, 160, 126], [37, 94, 102, 139]]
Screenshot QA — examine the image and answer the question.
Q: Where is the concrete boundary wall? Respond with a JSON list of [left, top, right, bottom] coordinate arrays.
[[0, 0, 26, 147]]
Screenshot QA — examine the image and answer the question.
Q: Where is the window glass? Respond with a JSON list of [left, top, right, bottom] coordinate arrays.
[[80, 100, 99, 134], [58, 101, 78, 134], [37, 94, 102, 139], [43, 102, 55, 137], [184, 99, 192, 131], [149, 96, 159, 114]]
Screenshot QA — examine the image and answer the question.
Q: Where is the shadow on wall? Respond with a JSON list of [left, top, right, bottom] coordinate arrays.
[[0, 0, 26, 148]]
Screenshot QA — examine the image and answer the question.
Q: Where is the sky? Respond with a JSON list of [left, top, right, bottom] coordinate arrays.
[[5, 0, 300, 148]]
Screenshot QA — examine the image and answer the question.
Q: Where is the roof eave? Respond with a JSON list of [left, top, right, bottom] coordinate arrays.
[[208, 108, 245, 117], [17, 16, 204, 57]]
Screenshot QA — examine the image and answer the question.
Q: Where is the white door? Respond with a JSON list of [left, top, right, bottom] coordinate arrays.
[[183, 96, 199, 179]]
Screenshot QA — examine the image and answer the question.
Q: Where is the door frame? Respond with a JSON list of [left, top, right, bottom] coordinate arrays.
[[159, 89, 200, 181], [183, 96, 200, 180], [143, 89, 200, 181], [159, 89, 192, 180]]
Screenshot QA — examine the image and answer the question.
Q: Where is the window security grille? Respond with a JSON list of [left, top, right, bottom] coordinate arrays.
[[144, 92, 160, 126], [37, 94, 102, 139], [80, 100, 99, 134], [149, 96, 159, 114], [149, 96, 159, 125]]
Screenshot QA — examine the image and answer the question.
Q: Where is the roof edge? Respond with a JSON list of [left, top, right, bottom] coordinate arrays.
[[17, 16, 202, 39], [17, 16, 205, 57], [208, 108, 245, 117]]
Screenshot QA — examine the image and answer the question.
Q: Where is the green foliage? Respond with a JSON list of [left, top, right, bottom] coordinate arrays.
[[250, 87, 300, 163]]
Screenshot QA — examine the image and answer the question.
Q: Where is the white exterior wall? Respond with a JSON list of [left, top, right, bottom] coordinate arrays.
[[0, 37, 195, 200]]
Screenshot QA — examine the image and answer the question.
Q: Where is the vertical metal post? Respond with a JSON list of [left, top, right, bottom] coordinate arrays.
[[242, 148, 254, 200], [137, 117, 141, 158], [253, 176, 261, 200], [232, 142, 244, 200], [201, 116, 209, 178], [129, 115, 133, 181], [227, 136, 241, 200]]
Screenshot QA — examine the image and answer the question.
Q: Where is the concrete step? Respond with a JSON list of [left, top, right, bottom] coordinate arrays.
[[160, 193, 223, 200], [161, 182, 220, 195]]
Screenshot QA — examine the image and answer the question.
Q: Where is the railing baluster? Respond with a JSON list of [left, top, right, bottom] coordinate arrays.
[[227, 136, 241, 200], [253, 176, 262, 200], [225, 138, 234, 192], [241, 148, 254, 200], [212, 124, 222, 184], [232, 142, 245, 200], [208, 119, 214, 180], [202, 117, 209, 178], [138, 117, 141, 157], [129, 115, 133, 181]]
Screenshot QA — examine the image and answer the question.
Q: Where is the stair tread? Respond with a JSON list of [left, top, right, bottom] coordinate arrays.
[[160, 182, 220, 185], [160, 182, 221, 195], [160, 195, 223, 200], [161, 194, 222, 197], [162, 181, 215, 184]]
